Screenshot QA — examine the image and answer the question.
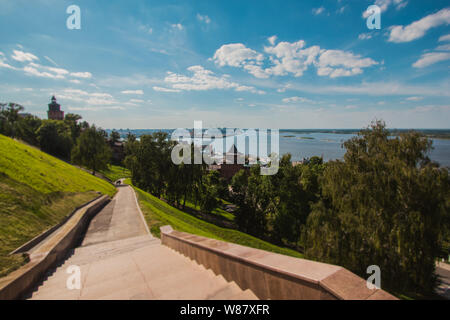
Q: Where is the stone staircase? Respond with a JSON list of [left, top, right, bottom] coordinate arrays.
[[27, 235, 258, 300]]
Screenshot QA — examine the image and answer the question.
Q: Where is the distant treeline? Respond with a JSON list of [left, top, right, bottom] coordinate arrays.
[[125, 120, 449, 298]]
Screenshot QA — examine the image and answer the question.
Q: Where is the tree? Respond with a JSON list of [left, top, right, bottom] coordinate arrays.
[[231, 166, 271, 237], [109, 130, 121, 144], [71, 125, 111, 175], [305, 121, 449, 295], [16, 114, 42, 146], [0, 103, 24, 138], [64, 113, 83, 143], [37, 120, 73, 159]]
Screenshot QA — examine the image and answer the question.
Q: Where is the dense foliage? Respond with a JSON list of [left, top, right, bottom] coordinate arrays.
[[124, 132, 227, 213], [71, 125, 112, 175], [305, 121, 449, 295], [0, 102, 121, 172]]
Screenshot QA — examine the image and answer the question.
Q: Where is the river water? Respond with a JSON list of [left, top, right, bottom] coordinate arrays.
[[119, 129, 450, 168]]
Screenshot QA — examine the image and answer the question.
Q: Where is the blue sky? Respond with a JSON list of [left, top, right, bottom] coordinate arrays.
[[0, 0, 449, 129]]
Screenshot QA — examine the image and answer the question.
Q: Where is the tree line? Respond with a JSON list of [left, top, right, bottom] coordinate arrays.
[[124, 131, 228, 213], [0, 102, 117, 175], [124, 121, 449, 297]]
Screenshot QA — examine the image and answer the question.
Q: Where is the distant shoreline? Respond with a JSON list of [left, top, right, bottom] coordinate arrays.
[[107, 128, 450, 140]]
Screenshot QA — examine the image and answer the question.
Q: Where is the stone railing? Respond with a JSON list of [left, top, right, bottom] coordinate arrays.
[[160, 226, 397, 300]]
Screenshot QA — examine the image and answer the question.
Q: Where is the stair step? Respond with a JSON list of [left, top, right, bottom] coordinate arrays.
[[206, 281, 243, 300], [230, 289, 259, 300]]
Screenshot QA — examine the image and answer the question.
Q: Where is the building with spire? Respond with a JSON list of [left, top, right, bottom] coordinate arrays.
[[47, 96, 64, 120]]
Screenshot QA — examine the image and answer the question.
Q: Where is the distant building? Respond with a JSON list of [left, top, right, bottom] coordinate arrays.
[[209, 144, 246, 180], [47, 96, 64, 120]]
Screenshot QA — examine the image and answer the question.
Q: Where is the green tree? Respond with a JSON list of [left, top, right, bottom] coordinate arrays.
[[231, 166, 270, 237], [305, 121, 449, 295], [37, 120, 73, 159], [64, 113, 82, 143], [109, 130, 121, 144], [16, 114, 42, 146], [71, 125, 111, 175], [0, 103, 24, 138]]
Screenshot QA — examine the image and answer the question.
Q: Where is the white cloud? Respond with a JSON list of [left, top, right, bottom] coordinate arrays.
[[171, 23, 184, 31], [439, 34, 450, 42], [153, 86, 182, 93], [388, 8, 450, 43], [436, 43, 450, 51], [268, 35, 277, 46], [121, 90, 144, 95], [312, 7, 325, 15], [363, 0, 408, 18], [160, 65, 265, 94], [70, 72, 92, 78], [406, 96, 423, 101], [213, 40, 377, 79], [139, 24, 153, 34], [69, 79, 81, 84], [23, 65, 65, 79], [29, 62, 69, 76], [282, 96, 314, 104], [58, 89, 117, 106], [11, 50, 39, 62], [287, 81, 450, 97], [358, 33, 373, 40], [212, 43, 264, 68], [197, 14, 211, 24], [129, 99, 145, 103], [316, 50, 378, 78], [337, 6, 346, 14], [413, 51, 450, 68], [68, 106, 125, 111], [0, 52, 17, 70], [264, 41, 321, 77]]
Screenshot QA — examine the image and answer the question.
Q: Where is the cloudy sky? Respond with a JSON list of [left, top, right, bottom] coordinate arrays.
[[0, 0, 449, 129]]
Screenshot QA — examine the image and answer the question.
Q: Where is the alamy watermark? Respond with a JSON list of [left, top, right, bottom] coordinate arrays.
[[66, 265, 81, 290], [365, 5, 381, 30], [66, 5, 81, 30], [366, 265, 381, 290], [171, 121, 280, 176]]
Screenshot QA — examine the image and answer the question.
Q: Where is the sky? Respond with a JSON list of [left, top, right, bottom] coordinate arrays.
[[0, 0, 449, 129]]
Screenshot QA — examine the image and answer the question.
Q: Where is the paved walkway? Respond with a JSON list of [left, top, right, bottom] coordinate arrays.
[[28, 186, 256, 300], [81, 186, 150, 246]]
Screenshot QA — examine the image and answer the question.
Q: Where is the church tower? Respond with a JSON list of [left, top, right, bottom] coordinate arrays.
[[47, 96, 64, 120]]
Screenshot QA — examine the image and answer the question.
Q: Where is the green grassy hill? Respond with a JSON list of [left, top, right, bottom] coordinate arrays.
[[131, 183, 303, 259], [0, 134, 116, 277]]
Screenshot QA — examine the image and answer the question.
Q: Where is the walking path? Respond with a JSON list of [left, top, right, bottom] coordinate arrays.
[[27, 185, 257, 300]]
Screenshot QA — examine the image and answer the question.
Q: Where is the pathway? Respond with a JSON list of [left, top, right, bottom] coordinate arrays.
[[27, 185, 257, 300]]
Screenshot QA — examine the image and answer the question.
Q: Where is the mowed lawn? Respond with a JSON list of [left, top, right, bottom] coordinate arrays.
[[132, 183, 303, 259], [0, 134, 116, 277]]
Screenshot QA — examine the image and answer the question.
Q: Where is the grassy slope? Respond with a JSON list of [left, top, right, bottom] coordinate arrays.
[[132, 184, 303, 259], [0, 134, 116, 277]]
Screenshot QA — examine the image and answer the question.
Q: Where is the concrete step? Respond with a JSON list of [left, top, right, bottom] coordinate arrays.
[[29, 234, 259, 300], [205, 280, 243, 300], [230, 289, 259, 300]]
